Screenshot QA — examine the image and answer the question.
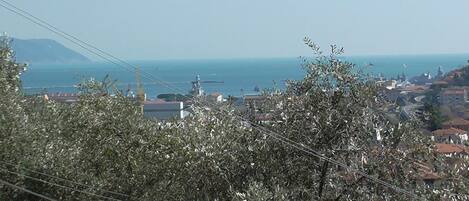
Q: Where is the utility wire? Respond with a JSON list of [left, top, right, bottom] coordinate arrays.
[[0, 166, 122, 201], [0, 178, 57, 201], [245, 120, 424, 200], [0, 161, 129, 198], [0, 1, 424, 200], [0, 0, 190, 97], [0, 1, 187, 98]]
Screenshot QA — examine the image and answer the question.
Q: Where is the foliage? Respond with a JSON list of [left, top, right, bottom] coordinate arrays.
[[76, 75, 118, 95], [422, 102, 445, 131], [245, 39, 435, 200], [450, 65, 469, 86], [1, 36, 469, 200]]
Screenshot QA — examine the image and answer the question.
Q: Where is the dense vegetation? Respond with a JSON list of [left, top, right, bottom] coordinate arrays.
[[421, 86, 445, 131], [1, 37, 469, 200]]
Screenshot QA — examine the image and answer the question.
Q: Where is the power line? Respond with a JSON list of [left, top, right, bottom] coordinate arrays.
[[0, 1, 424, 200], [0, 0, 189, 97], [0, 161, 129, 198], [0, 1, 186, 97], [245, 121, 424, 200], [0, 178, 57, 201], [0, 166, 122, 201], [0, 1, 422, 199]]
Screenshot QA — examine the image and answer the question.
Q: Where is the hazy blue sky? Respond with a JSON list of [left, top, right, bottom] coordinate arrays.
[[1, 0, 469, 60]]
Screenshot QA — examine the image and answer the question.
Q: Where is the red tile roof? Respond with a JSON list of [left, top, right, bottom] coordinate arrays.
[[435, 143, 469, 154], [442, 89, 465, 95], [420, 171, 442, 180], [443, 118, 469, 126], [432, 128, 467, 136], [401, 85, 428, 92], [433, 81, 448, 85], [413, 162, 442, 180]]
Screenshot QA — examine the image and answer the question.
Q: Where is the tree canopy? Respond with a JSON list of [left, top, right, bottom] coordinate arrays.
[[1, 37, 468, 200]]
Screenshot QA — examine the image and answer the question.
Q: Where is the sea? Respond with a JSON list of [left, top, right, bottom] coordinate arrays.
[[21, 54, 469, 98]]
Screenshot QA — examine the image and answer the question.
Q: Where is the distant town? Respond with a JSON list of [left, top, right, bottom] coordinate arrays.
[[41, 60, 469, 187]]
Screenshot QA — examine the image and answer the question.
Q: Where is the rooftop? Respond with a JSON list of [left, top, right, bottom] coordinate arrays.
[[443, 118, 469, 126], [144, 99, 182, 104], [432, 128, 467, 136], [244, 95, 266, 100], [414, 162, 442, 181], [433, 80, 448, 85], [441, 89, 465, 95], [210, 92, 222, 97], [400, 85, 429, 92], [419, 171, 442, 180], [435, 143, 469, 154]]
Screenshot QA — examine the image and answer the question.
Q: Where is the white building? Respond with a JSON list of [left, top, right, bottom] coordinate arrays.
[[384, 80, 397, 90], [143, 100, 189, 120], [209, 92, 223, 103]]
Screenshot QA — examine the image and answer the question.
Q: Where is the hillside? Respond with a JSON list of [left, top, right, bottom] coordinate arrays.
[[438, 63, 469, 85], [10, 38, 90, 64]]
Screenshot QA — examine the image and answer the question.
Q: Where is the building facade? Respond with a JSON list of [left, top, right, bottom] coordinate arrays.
[[439, 88, 467, 106], [143, 101, 189, 120], [432, 128, 468, 144]]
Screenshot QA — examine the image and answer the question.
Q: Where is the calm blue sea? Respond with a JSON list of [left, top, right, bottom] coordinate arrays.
[[21, 54, 469, 98]]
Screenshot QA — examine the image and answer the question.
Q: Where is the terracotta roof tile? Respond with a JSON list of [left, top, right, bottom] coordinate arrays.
[[443, 118, 469, 126], [401, 85, 428, 92], [413, 161, 443, 180], [432, 128, 467, 136], [420, 171, 442, 180], [435, 143, 469, 154], [442, 89, 465, 95], [433, 81, 448, 85]]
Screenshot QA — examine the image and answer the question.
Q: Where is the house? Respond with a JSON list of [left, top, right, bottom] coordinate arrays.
[[420, 171, 442, 188], [439, 88, 467, 106], [396, 80, 412, 88], [383, 80, 397, 90], [442, 118, 469, 131], [414, 162, 442, 188], [433, 80, 448, 86], [208, 92, 223, 103], [399, 85, 429, 94], [435, 143, 469, 158], [143, 100, 189, 120], [431, 128, 468, 144]]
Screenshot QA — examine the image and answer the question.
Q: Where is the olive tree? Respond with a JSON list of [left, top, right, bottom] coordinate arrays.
[[2, 35, 469, 200], [235, 38, 440, 200]]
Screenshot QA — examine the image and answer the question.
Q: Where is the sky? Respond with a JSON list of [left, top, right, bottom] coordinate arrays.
[[1, 0, 469, 60]]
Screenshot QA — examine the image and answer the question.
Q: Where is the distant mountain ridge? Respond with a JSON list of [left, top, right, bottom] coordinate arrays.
[[10, 38, 90, 64]]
